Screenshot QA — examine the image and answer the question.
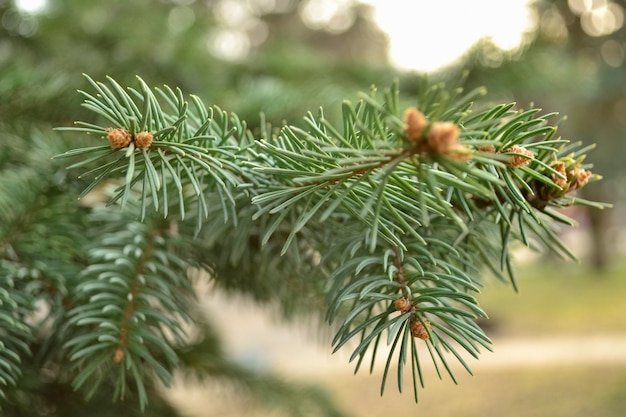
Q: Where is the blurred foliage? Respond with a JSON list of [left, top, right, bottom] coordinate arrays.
[[0, 0, 393, 127], [460, 0, 624, 268]]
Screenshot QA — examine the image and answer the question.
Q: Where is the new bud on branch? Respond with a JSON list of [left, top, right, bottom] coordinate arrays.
[[410, 318, 430, 340], [135, 131, 153, 149], [106, 127, 132, 149], [394, 297, 412, 313], [505, 145, 535, 168], [403, 107, 427, 143], [106, 128, 153, 149], [403, 107, 470, 160]]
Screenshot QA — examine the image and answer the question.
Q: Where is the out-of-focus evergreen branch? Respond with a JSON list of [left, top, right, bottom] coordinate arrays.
[[0, 128, 91, 404], [0, 265, 34, 402], [64, 205, 195, 411]]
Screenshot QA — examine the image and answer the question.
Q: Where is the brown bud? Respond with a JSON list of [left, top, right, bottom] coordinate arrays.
[[569, 167, 592, 189], [114, 347, 124, 363], [551, 161, 568, 189], [505, 145, 534, 168], [404, 107, 427, 144], [394, 297, 412, 313], [426, 122, 460, 154], [106, 127, 132, 149], [410, 318, 431, 340], [135, 131, 153, 149], [479, 144, 496, 153]]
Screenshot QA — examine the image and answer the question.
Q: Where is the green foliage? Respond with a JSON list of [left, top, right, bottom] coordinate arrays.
[[0, 115, 344, 415], [13, 73, 602, 412], [55, 75, 252, 229], [0, 1, 615, 413], [64, 208, 194, 409], [0, 127, 88, 406]]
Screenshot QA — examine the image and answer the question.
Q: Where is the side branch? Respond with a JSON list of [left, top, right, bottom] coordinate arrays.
[[390, 246, 430, 340], [114, 231, 157, 363], [391, 245, 409, 298], [325, 148, 414, 186]]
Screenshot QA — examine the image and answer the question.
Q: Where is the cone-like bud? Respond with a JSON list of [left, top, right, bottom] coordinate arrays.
[[427, 122, 459, 154], [551, 160, 568, 189], [410, 318, 431, 340], [135, 131, 153, 149], [505, 145, 535, 168], [394, 297, 412, 313], [106, 127, 132, 149], [403, 107, 427, 144]]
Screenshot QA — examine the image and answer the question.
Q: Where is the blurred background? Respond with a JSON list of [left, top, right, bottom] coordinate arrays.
[[1, 0, 625, 415]]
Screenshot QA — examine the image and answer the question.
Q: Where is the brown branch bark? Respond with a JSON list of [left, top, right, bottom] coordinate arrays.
[[114, 231, 157, 363]]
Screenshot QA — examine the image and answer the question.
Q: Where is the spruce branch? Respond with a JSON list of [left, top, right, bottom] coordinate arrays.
[[55, 75, 253, 231], [52, 75, 610, 410]]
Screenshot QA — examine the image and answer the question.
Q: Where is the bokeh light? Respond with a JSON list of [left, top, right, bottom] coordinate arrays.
[[568, 0, 624, 36], [299, 0, 356, 33], [168, 6, 196, 33], [361, 0, 536, 72], [14, 0, 47, 14]]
